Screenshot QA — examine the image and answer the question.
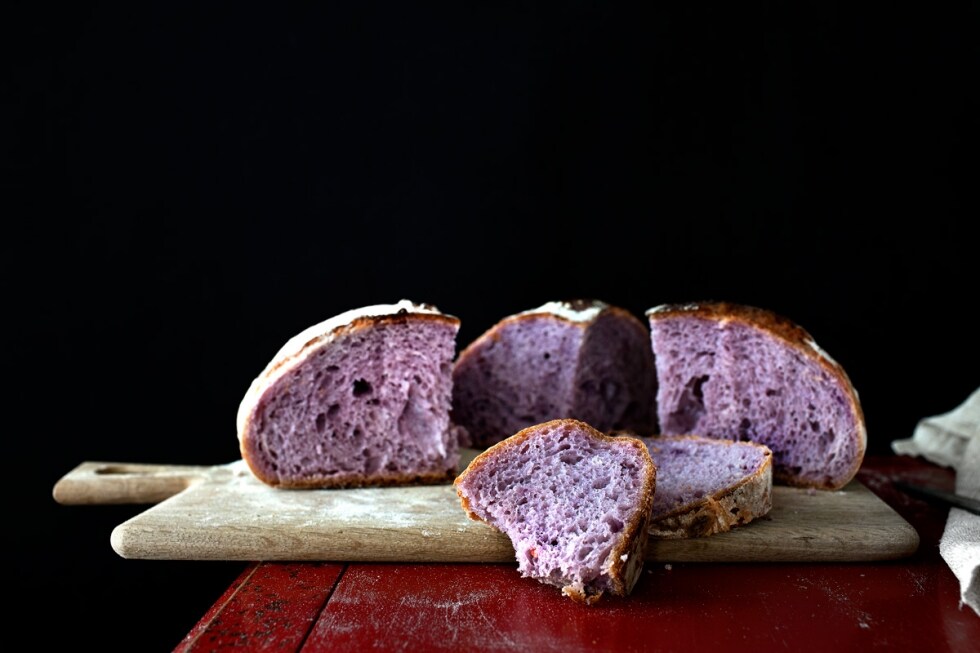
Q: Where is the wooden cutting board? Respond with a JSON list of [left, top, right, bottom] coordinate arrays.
[[53, 450, 919, 563]]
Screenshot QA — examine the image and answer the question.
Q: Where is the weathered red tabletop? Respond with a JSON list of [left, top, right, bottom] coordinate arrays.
[[174, 456, 980, 652]]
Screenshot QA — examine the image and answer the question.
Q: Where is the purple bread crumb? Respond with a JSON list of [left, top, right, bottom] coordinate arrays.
[[239, 304, 460, 488], [452, 301, 657, 447], [638, 435, 772, 537], [455, 419, 656, 604], [643, 436, 769, 519], [648, 303, 865, 489]]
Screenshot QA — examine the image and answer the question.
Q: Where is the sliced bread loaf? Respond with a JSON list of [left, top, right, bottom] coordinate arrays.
[[640, 435, 772, 538], [647, 302, 865, 489], [452, 300, 657, 448], [455, 419, 656, 604], [237, 300, 460, 488]]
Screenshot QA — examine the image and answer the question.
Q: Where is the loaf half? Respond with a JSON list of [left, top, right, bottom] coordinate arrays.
[[237, 300, 460, 488], [452, 300, 657, 448], [647, 302, 865, 489], [455, 419, 656, 605]]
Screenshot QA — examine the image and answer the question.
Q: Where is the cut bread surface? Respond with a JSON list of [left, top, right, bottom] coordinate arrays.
[[238, 300, 460, 488], [648, 302, 865, 489], [639, 434, 772, 538], [455, 419, 656, 604], [452, 300, 657, 448]]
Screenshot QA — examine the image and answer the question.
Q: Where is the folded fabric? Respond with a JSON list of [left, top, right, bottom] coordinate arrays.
[[892, 388, 980, 616]]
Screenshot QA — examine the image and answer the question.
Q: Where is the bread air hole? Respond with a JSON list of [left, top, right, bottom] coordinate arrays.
[[666, 374, 709, 432], [604, 516, 624, 533], [738, 418, 752, 439], [352, 379, 372, 396]]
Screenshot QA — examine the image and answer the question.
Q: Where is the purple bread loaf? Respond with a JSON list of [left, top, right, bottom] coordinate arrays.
[[640, 435, 772, 538], [237, 300, 460, 488], [452, 300, 657, 448], [647, 302, 866, 489], [454, 419, 656, 605]]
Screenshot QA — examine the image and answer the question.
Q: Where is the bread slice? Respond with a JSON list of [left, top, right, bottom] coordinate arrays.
[[237, 300, 460, 488], [647, 302, 866, 489], [640, 435, 772, 538], [454, 419, 656, 605], [451, 300, 657, 448]]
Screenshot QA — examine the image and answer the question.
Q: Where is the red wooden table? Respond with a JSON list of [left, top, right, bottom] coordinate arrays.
[[174, 456, 980, 652]]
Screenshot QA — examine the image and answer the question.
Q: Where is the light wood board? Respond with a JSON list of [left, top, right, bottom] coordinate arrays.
[[53, 451, 919, 563]]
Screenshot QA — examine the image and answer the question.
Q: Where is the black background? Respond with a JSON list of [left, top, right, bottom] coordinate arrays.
[[9, 3, 978, 650]]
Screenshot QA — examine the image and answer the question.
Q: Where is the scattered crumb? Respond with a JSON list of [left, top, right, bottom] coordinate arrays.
[[807, 488, 817, 496], [620, 553, 629, 562], [664, 564, 673, 571], [859, 622, 870, 630]]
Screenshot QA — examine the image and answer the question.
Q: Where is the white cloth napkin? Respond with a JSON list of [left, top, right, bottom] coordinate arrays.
[[892, 388, 980, 616]]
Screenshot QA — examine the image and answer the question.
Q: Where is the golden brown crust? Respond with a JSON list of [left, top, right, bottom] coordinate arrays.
[[454, 418, 657, 603], [648, 301, 814, 345], [646, 301, 866, 490]]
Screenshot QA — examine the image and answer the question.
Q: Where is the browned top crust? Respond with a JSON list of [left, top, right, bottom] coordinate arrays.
[[647, 301, 815, 347]]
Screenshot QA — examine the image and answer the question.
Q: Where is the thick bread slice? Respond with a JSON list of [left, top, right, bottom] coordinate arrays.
[[639, 435, 772, 538], [455, 419, 656, 605]]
